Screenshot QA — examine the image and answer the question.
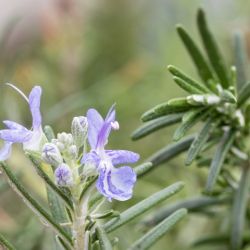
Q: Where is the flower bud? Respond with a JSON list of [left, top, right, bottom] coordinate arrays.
[[71, 116, 88, 148], [42, 143, 63, 166], [54, 163, 73, 187], [68, 145, 78, 159]]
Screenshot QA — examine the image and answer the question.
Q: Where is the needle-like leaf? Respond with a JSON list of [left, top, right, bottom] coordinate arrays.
[[173, 108, 207, 141], [0, 162, 73, 248], [132, 113, 183, 140], [233, 32, 248, 91], [237, 82, 250, 107], [168, 65, 211, 94], [185, 117, 214, 165], [176, 25, 214, 86], [231, 166, 250, 250], [147, 134, 195, 168], [0, 233, 16, 250], [95, 224, 112, 250], [104, 182, 184, 233], [205, 129, 235, 192], [128, 208, 187, 250], [197, 8, 229, 88]]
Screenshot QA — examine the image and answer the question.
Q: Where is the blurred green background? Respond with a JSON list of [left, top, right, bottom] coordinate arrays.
[[0, 0, 250, 249]]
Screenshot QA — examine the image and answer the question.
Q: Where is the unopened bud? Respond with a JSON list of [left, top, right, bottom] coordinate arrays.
[[71, 116, 88, 148], [42, 143, 63, 166], [55, 163, 73, 187], [69, 145, 78, 159]]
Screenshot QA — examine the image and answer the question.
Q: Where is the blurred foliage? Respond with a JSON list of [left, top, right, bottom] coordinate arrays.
[[0, 0, 250, 249]]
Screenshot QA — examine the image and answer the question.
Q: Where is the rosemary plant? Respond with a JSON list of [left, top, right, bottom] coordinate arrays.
[[133, 8, 250, 250], [0, 85, 186, 249]]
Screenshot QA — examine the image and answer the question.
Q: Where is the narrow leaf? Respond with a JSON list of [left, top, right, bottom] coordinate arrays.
[[173, 108, 207, 141], [186, 117, 214, 165], [142, 196, 229, 227], [0, 163, 73, 247], [172, 77, 205, 94], [141, 100, 191, 122], [206, 129, 235, 192], [231, 166, 250, 250], [128, 209, 187, 250], [134, 162, 153, 178], [44, 125, 56, 143], [233, 32, 247, 91], [147, 134, 195, 169], [176, 25, 214, 86], [0, 233, 16, 250], [192, 235, 229, 247], [168, 65, 211, 93], [237, 82, 250, 107], [132, 113, 183, 140], [193, 233, 250, 248], [197, 8, 229, 88], [104, 182, 184, 233], [95, 224, 112, 250]]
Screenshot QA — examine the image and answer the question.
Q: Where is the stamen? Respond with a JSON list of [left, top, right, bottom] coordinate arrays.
[[5, 83, 29, 103], [111, 121, 119, 130]]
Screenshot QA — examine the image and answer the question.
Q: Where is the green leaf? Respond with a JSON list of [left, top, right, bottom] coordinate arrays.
[[185, 117, 215, 165], [95, 224, 112, 250], [0, 233, 16, 250], [28, 155, 73, 210], [132, 113, 183, 140], [56, 236, 72, 250], [0, 162, 73, 248], [173, 108, 207, 141], [205, 129, 235, 192], [197, 8, 229, 88], [233, 32, 247, 91], [176, 25, 214, 86], [231, 166, 250, 250], [168, 65, 211, 94], [192, 234, 229, 247], [142, 196, 229, 227], [128, 208, 187, 250], [141, 99, 191, 122], [92, 241, 101, 250], [104, 182, 184, 233], [134, 162, 153, 178], [237, 82, 250, 107], [172, 77, 204, 95], [44, 125, 56, 143], [148, 135, 195, 168]]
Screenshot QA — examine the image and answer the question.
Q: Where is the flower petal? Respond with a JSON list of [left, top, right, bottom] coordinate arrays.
[[29, 86, 42, 129], [81, 150, 101, 166], [96, 105, 116, 148], [105, 150, 140, 165], [0, 129, 32, 143], [96, 162, 136, 201], [3, 120, 28, 131], [87, 108, 104, 149], [0, 142, 12, 161], [23, 127, 44, 151]]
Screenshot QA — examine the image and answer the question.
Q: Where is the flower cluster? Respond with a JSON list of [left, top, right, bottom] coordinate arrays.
[[0, 85, 139, 201]]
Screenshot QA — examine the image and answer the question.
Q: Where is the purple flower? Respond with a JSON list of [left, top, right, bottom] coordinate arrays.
[[55, 163, 73, 187], [0, 85, 43, 161], [82, 105, 139, 201]]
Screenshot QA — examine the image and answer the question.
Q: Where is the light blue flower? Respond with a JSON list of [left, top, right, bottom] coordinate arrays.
[[82, 105, 139, 201], [0, 85, 43, 161]]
